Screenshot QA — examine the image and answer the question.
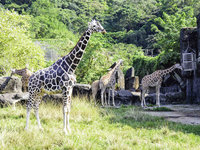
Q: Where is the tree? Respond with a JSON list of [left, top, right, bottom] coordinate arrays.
[[0, 9, 45, 75], [151, 7, 196, 52]]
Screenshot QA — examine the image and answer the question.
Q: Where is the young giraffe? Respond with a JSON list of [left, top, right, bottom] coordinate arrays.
[[91, 79, 100, 103], [99, 59, 123, 107], [141, 64, 182, 107], [11, 67, 32, 92], [91, 62, 117, 103], [26, 20, 106, 135]]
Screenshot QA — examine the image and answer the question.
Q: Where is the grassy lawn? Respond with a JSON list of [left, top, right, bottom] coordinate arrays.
[[1, 97, 200, 150]]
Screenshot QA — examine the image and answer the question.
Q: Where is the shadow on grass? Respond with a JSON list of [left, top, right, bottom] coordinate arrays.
[[103, 105, 200, 136]]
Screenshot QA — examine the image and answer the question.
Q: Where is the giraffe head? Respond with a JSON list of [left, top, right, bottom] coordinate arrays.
[[174, 63, 183, 70], [117, 59, 123, 65], [88, 20, 106, 34]]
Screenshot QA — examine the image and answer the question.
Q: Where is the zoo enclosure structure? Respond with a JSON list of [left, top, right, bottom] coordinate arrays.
[[180, 14, 200, 103]]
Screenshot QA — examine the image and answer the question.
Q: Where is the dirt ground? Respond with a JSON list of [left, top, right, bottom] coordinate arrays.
[[143, 104, 200, 125]]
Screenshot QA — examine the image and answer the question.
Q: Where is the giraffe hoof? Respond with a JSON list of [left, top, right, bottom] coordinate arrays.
[[64, 129, 68, 135], [25, 127, 28, 131], [39, 127, 44, 131], [68, 128, 71, 134]]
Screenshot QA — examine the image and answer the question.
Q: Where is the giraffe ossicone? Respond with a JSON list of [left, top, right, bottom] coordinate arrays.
[[141, 63, 183, 108], [26, 20, 106, 134]]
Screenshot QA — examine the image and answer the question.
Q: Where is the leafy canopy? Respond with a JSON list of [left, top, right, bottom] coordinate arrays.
[[0, 9, 45, 74]]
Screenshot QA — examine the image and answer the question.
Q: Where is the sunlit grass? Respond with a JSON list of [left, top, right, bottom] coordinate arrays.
[[1, 97, 200, 150]]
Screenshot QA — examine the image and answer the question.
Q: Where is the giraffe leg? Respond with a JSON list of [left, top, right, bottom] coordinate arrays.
[[156, 86, 161, 107], [62, 87, 72, 135], [33, 100, 43, 130], [112, 88, 115, 107], [108, 89, 111, 106], [101, 89, 105, 107], [143, 95, 147, 107], [144, 89, 147, 107], [92, 91, 97, 105], [141, 89, 147, 108], [104, 90, 108, 106], [25, 98, 32, 130]]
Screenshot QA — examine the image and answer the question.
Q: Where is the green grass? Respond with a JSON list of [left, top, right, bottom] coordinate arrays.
[[1, 97, 200, 150]]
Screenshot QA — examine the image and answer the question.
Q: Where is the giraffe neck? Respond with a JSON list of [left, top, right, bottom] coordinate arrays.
[[108, 62, 121, 79], [160, 65, 176, 77], [62, 29, 92, 73], [13, 69, 26, 76]]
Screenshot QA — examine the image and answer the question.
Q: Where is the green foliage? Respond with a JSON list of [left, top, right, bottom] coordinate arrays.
[[132, 54, 157, 79], [0, 0, 200, 83], [40, 33, 143, 84], [28, 0, 69, 39], [1, 0, 200, 49], [132, 51, 180, 79], [76, 33, 143, 83], [0, 9, 45, 74], [152, 8, 196, 52]]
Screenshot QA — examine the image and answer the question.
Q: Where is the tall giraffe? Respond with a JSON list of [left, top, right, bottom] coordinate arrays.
[[141, 64, 182, 107], [26, 20, 106, 134], [99, 59, 123, 107], [11, 67, 32, 92]]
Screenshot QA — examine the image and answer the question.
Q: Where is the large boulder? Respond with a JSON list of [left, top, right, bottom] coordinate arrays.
[[0, 76, 22, 93], [72, 83, 91, 97], [0, 92, 28, 107], [114, 90, 140, 106], [144, 92, 185, 105]]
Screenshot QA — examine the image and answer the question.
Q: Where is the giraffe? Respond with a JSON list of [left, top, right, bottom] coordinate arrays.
[[91, 79, 100, 103], [141, 64, 183, 108], [99, 59, 123, 107], [91, 62, 118, 104], [11, 67, 32, 92], [26, 20, 106, 135]]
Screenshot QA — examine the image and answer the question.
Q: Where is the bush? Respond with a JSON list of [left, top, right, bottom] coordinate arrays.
[[0, 9, 45, 75], [132, 51, 180, 80]]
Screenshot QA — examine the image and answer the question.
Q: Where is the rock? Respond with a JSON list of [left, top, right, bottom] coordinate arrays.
[[144, 92, 185, 105], [0, 76, 22, 93], [72, 83, 91, 97], [125, 67, 139, 91], [114, 90, 140, 106], [116, 68, 125, 89], [0, 92, 28, 107], [125, 67, 135, 79]]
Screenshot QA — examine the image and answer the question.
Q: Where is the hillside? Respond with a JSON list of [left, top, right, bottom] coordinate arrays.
[[0, 0, 200, 83]]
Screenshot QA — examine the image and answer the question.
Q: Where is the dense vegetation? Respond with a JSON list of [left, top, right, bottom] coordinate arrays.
[[1, 98, 200, 149], [0, 0, 199, 83]]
